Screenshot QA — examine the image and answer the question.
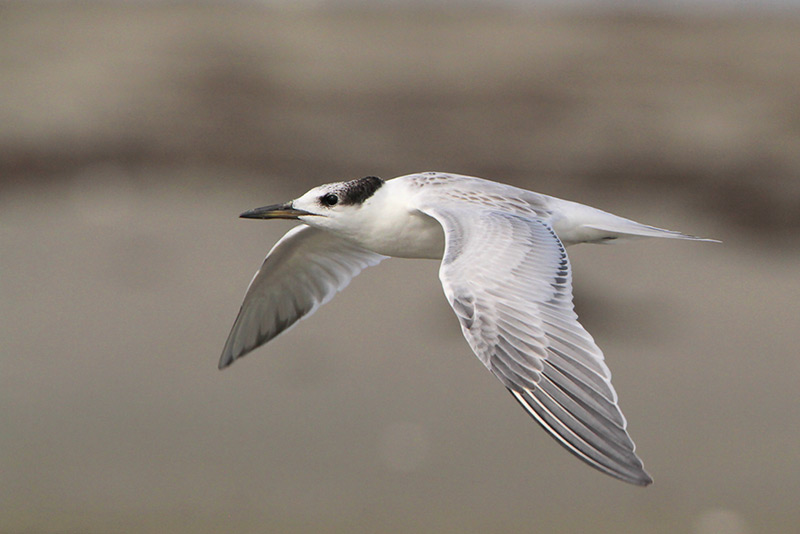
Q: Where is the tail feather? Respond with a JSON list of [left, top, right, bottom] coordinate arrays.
[[582, 221, 720, 243], [549, 199, 719, 245]]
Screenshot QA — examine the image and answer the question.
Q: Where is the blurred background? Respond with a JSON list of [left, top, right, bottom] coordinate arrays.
[[2, 1, 799, 533]]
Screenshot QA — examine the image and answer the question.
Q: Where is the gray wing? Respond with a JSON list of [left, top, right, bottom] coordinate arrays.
[[420, 206, 653, 486], [219, 225, 387, 369]]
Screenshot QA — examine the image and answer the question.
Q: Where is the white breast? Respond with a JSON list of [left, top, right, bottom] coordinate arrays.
[[365, 208, 445, 259]]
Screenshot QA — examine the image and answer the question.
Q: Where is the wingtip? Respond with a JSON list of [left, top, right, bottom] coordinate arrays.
[[218, 352, 235, 370], [598, 460, 654, 487], [627, 470, 654, 487], [596, 460, 653, 487], [508, 388, 654, 487]]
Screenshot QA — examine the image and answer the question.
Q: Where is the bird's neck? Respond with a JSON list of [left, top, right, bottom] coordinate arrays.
[[335, 183, 445, 259]]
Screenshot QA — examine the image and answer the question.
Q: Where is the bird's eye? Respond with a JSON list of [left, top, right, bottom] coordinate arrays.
[[320, 193, 339, 207]]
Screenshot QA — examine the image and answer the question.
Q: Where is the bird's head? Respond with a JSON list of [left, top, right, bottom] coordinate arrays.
[[240, 176, 386, 231]]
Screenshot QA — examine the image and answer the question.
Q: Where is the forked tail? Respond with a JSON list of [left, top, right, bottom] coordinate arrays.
[[550, 198, 719, 245], [582, 219, 719, 243]]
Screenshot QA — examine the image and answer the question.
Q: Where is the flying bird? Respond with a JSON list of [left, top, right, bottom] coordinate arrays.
[[220, 172, 716, 485]]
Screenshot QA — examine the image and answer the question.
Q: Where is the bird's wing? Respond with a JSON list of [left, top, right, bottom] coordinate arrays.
[[219, 225, 387, 369], [419, 206, 652, 485]]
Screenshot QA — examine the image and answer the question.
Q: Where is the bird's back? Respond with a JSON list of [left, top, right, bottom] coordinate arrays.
[[396, 172, 713, 246]]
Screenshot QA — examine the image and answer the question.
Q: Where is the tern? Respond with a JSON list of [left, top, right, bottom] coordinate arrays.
[[220, 171, 716, 485]]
